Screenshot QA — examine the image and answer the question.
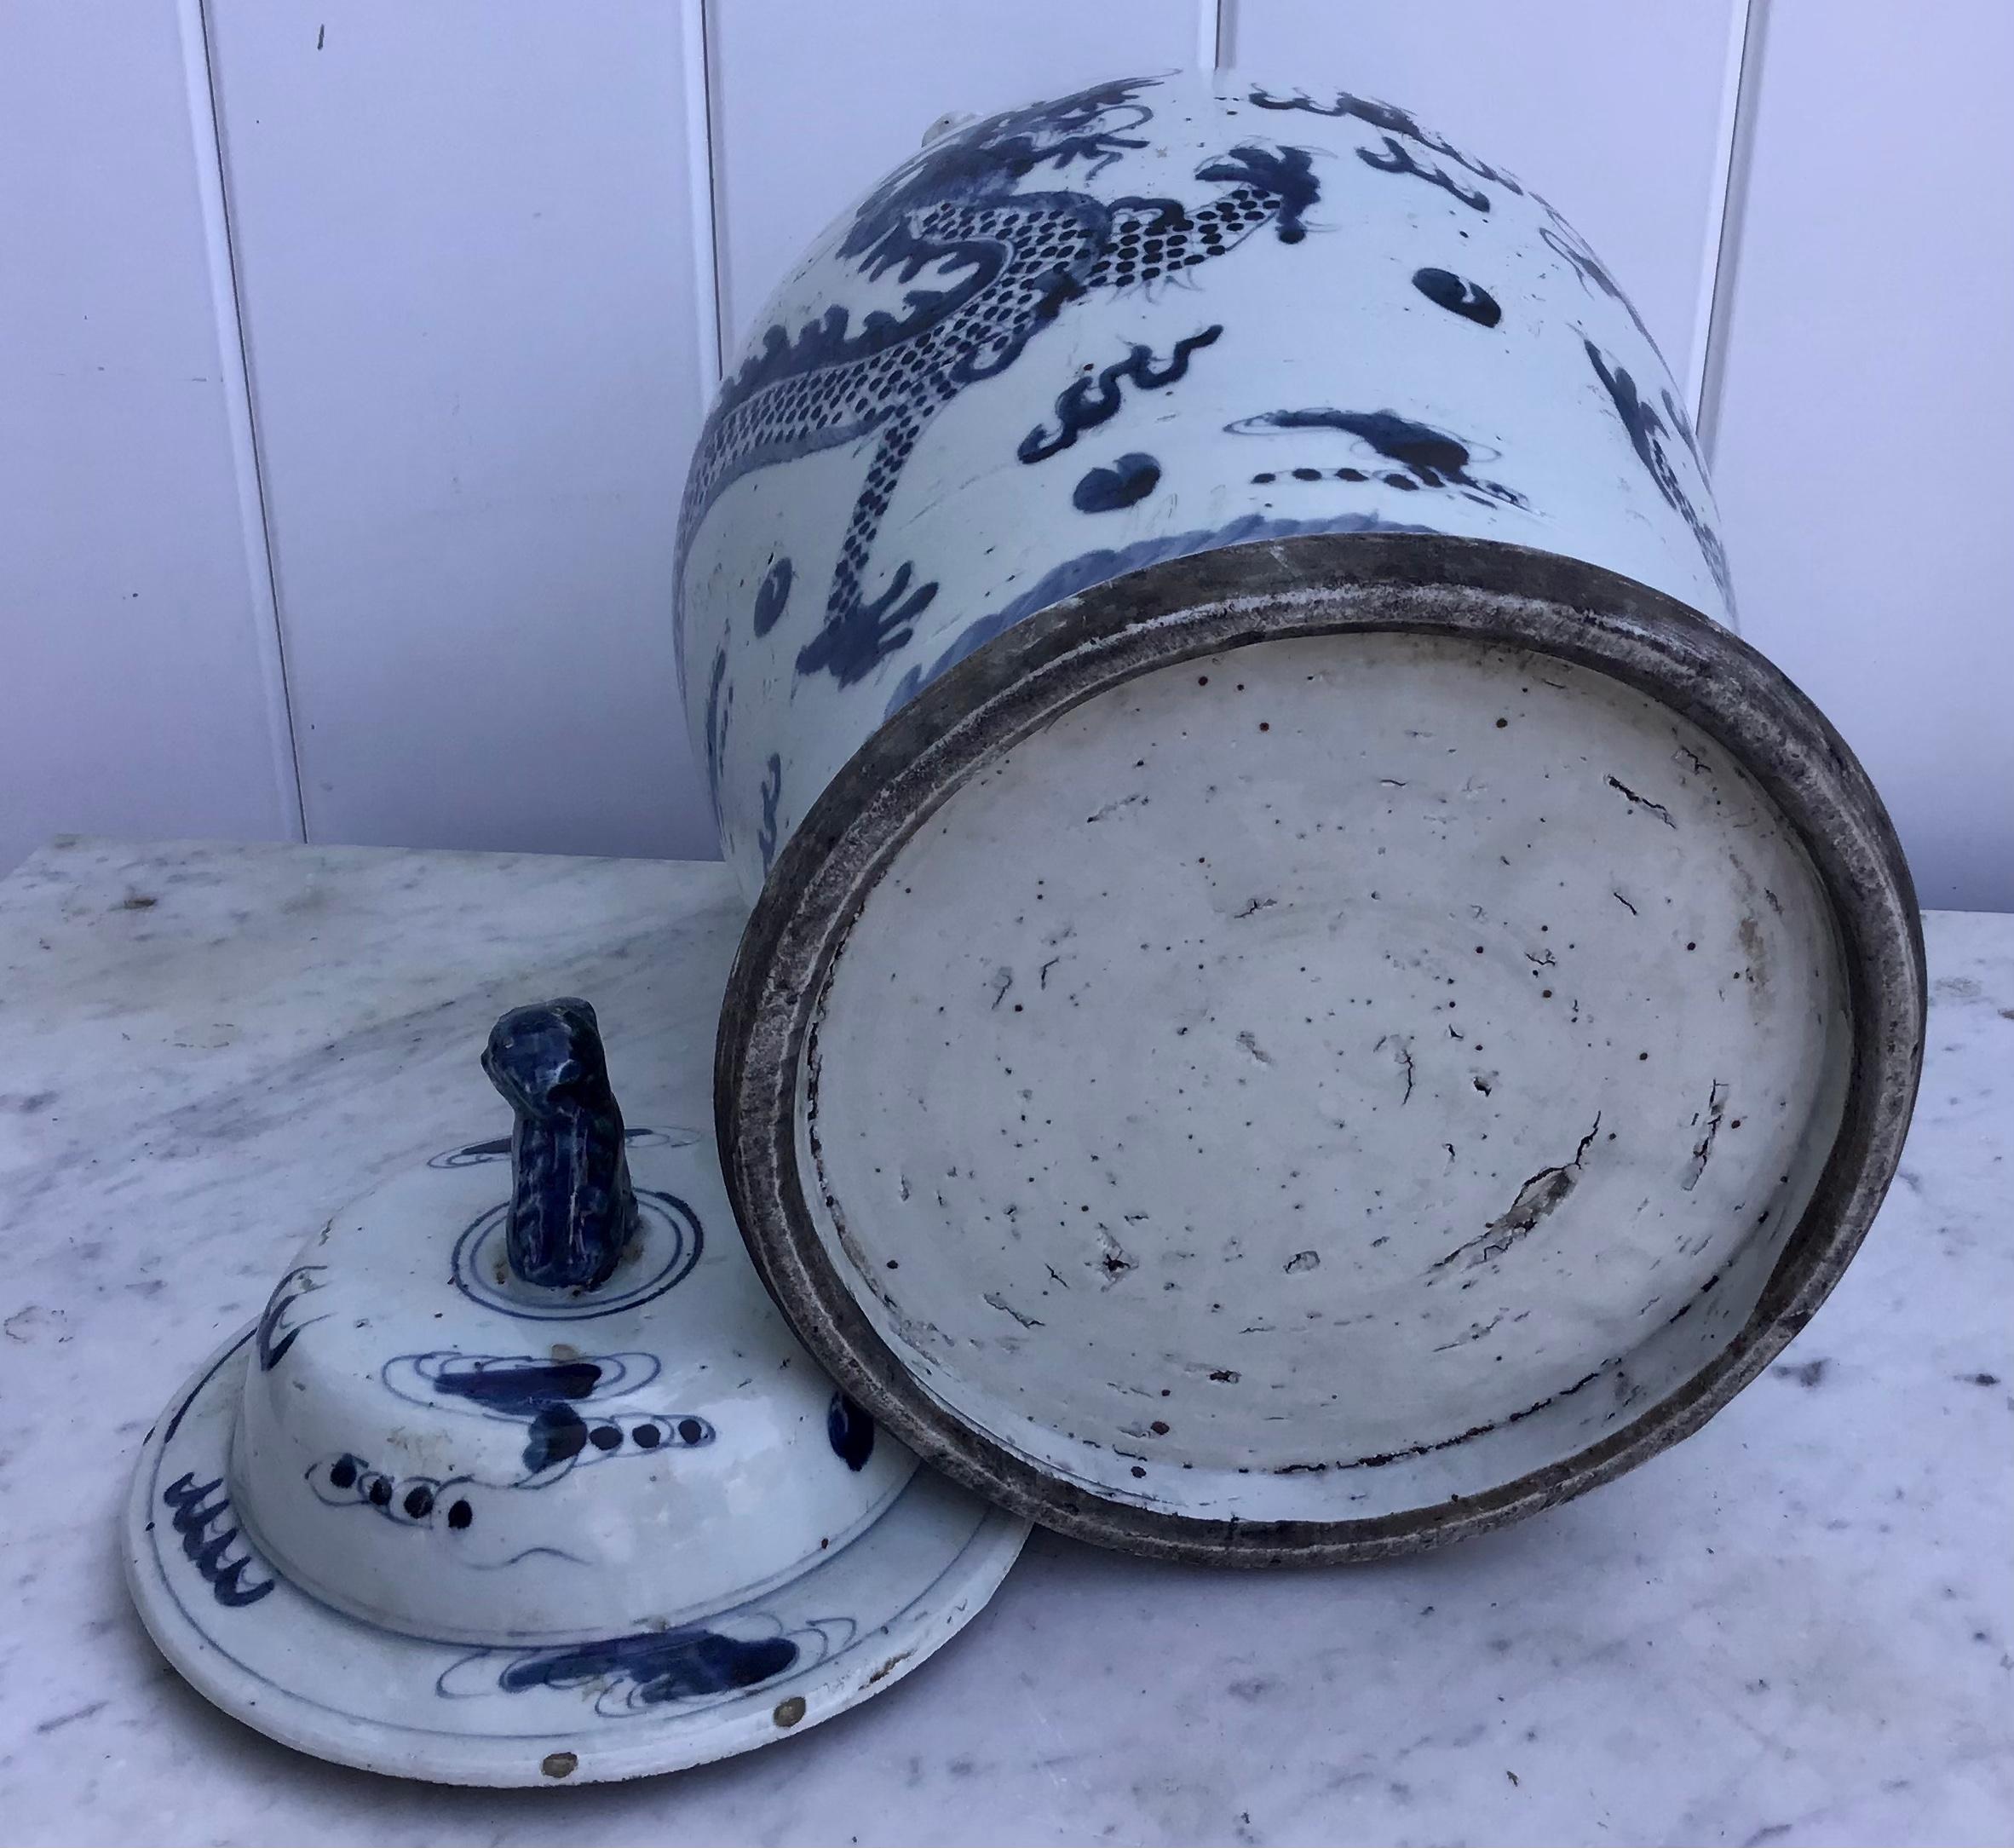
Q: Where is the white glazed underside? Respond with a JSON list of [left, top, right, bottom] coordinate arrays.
[[803, 633, 1851, 1522]]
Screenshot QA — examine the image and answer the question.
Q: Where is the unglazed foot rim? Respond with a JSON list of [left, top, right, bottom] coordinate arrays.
[[717, 532, 1925, 1563]]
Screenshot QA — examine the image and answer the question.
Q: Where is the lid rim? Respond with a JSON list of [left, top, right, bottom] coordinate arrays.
[[129, 1322, 1028, 1785]]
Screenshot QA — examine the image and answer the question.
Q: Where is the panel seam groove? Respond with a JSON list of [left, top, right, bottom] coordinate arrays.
[[1689, 0, 1767, 471], [184, 0, 308, 841], [688, 0, 728, 384]]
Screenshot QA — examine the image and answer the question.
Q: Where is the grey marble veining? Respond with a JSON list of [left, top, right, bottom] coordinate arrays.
[[0, 837, 2005, 1847]]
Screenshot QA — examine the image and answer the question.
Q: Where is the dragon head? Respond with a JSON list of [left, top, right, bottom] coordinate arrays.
[[840, 75, 1161, 273]]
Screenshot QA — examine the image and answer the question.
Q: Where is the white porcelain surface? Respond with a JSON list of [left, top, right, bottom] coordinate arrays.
[[676, 69, 1730, 893], [227, 1129, 916, 1648], [0, 839, 2005, 1841]]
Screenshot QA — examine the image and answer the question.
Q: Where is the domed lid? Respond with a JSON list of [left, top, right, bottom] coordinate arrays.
[[230, 999, 916, 1648]]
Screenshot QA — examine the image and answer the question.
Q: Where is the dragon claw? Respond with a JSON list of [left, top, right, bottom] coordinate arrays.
[[858, 562, 938, 655], [796, 561, 939, 687], [1196, 142, 1320, 242]]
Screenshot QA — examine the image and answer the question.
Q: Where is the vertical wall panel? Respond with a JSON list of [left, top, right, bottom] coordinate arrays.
[[206, 1, 716, 861], [1708, 0, 2014, 911], [1226, 0, 1743, 391], [708, 1, 1199, 352], [0, 2, 299, 877]]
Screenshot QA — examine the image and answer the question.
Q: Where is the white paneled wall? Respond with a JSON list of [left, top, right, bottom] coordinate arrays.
[[1706, 0, 2014, 912], [204, 1, 717, 860], [0, 1, 299, 878], [3, 3, 2007, 907]]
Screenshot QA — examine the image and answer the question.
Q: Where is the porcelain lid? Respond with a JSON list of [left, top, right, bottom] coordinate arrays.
[[228, 999, 915, 1647]]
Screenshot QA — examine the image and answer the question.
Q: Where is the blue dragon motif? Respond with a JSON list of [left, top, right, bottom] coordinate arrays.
[[676, 74, 1321, 695], [255, 1262, 327, 1373], [498, 1627, 798, 1707]]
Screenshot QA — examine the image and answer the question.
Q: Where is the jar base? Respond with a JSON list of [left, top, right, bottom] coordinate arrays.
[[720, 533, 1924, 1561]]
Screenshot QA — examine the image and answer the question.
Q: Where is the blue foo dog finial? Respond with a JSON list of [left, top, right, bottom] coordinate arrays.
[[481, 998, 636, 1291]]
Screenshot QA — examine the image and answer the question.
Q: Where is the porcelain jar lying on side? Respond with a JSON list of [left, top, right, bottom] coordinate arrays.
[[676, 71, 1925, 1563]]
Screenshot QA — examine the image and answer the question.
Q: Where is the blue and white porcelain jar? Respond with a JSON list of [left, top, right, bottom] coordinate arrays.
[[677, 73, 1923, 1562]]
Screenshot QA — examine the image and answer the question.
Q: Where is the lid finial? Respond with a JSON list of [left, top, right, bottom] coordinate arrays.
[[481, 998, 636, 1291]]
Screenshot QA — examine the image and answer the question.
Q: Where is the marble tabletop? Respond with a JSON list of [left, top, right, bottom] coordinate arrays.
[[0, 836, 2006, 1848]]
